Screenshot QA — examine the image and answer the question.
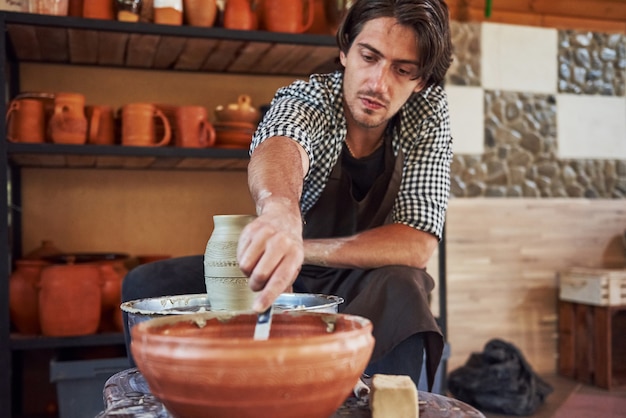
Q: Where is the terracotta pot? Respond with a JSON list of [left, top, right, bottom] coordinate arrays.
[[131, 311, 374, 418], [38, 263, 102, 337], [204, 214, 256, 310], [23, 240, 63, 260], [153, 0, 183, 24], [6, 98, 46, 143], [306, 0, 330, 34], [214, 94, 260, 125], [121, 103, 171, 147], [263, 0, 314, 33], [86, 105, 116, 145], [99, 260, 128, 332], [183, 0, 217, 26], [83, 0, 115, 19], [223, 0, 257, 30], [174, 106, 216, 148], [9, 260, 49, 335], [48, 92, 88, 145]]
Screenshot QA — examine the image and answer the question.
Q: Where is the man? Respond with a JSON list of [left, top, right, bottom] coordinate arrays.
[[122, 0, 453, 390]]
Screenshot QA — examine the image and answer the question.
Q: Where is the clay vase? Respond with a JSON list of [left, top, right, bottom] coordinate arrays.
[[38, 263, 102, 337], [6, 98, 46, 143], [48, 92, 88, 145], [183, 0, 217, 26], [83, 0, 115, 19], [204, 214, 256, 310], [9, 259, 49, 335], [99, 260, 127, 332], [263, 0, 314, 33], [121, 103, 171, 147], [86, 105, 116, 145], [153, 0, 183, 24], [223, 0, 258, 30], [174, 106, 216, 148]]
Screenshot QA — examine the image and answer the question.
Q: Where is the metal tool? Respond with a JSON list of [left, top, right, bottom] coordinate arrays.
[[253, 305, 273, 340]]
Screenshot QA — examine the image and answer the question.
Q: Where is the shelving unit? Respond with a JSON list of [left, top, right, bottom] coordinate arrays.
[[0, 11, 338, 417], [0, 10, 449, 417]]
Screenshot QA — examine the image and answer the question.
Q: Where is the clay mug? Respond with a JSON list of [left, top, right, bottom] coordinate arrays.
[[48, 92, 88, 145], [183, 0, 217, 26], [223, 0, 258, 30], [263, 0, 314, 33], [5, 98, 46, 143], [121, 103, 171, 147], [86, 105, 116, 145], [175, 106, 216, 148]]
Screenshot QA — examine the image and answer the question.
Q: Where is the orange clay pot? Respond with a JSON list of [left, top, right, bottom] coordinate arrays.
[[9, 259, 49, 334], [131, 311, 374, 418]]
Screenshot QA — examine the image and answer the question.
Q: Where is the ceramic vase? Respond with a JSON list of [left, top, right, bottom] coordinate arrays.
[[38, 263, 102, 337], [9, 259, 49, 334], [204, 214, 256, 310], [48, 92, 88, 145]]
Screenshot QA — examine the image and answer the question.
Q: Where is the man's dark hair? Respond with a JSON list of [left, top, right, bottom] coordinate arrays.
[[336, 0, 453, 87]]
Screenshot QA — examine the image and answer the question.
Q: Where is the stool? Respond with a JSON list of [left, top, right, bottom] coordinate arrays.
[[558, 301, 626, 389]]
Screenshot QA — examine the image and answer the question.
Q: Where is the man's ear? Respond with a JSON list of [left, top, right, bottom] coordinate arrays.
[[339, 50, 347, 67], [413, 79, 426, 93]]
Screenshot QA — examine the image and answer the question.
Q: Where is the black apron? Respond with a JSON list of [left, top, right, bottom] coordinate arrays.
[[295, 137, 444, 390]]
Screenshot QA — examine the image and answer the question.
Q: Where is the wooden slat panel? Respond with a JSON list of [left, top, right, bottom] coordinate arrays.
[[558, 301, 576, 377], [174, 38, 218, 71], [226, 41, 273, 73], [542, 14, 626, 34], [446, 199, 626, 375], [97, 32, 128, 66], [68, 29, 99, 65], [593, 306, 611, 389], [152, 36, 187, 69], [201, 39, 245, 72], [65, 154, 97, 167], [574, 304, 593, 383], [290, 45, 337, 75], [467, 0, 533, 13], [253, 43, 300, 74], [532, 0, 626, 22], [7, 25, 41, 61], [468, 8, 543, 27], [35, 27, 69, 62], [269, 44, 318, 74], [126, 34, 161, 68]]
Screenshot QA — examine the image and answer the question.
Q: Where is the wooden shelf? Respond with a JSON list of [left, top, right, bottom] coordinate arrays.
[[3, 11, 340, 76], [7, 143, 250, 170], [10, 332, 125, 350]]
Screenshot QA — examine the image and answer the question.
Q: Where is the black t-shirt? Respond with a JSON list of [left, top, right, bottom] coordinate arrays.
[[342, 143, 385, 201]]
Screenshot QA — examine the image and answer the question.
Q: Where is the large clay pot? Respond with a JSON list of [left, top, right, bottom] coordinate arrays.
[[38, 263, 102, 337], [99, 260, 128, 332], [48, 92, 88, 145], [9, 259, 49, 335], [223, 0, 257, 30], [263, 0, 314, 33], [204, 214, 256, 310], [131, 311, 375, 418]]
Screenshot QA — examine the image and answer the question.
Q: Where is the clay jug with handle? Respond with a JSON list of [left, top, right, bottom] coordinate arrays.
[[263, 0, 313, 33], [223, 0, 258, 30], [86, 105, 116, 145], [175, 106, 216, 148], [6, 98, 46, 143], [121, 103, 171, 146], [48, 92, 88, 145]]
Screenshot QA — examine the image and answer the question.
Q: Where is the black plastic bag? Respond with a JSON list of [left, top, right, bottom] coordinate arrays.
[[448, 338, 553, 416]]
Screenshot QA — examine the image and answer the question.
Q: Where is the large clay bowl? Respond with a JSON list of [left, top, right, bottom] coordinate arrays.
[[131, 311, 374, 418]]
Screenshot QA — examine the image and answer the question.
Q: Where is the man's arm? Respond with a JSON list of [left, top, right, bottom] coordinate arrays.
[[303, 224, 438, 270], [237, 136, 309, 312]]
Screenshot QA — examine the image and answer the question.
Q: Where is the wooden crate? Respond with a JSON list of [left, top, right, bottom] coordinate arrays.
[[559, 268, 626, 306], [558, 301, 626, 390]]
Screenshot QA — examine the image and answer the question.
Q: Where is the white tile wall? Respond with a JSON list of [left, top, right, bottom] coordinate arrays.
[[557, 94, 626, 159], [445, 85, 484, 155], [481, 23, 558, 94]]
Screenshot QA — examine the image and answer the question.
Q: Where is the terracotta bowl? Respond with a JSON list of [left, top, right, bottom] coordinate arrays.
[[131, 311, 374, 418]]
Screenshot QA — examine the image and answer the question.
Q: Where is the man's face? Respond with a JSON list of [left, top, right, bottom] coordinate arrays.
[[340, 17, 424, 130]]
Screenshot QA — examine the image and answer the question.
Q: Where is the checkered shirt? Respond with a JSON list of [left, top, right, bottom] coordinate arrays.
[[250, 71, 452, 240]]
